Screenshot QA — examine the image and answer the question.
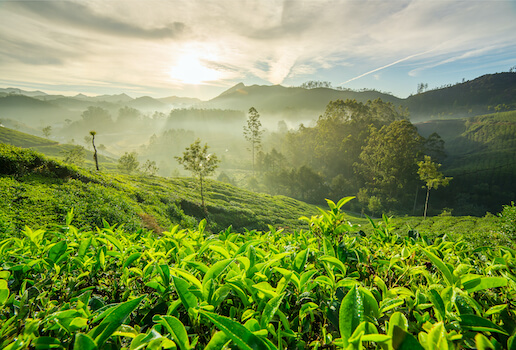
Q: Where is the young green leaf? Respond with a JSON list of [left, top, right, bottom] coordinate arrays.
[[153, 315, 190, 350], [200, 310, 276, 350], [74, 333, 98, 350], [293, 248, 309, 274], [422, 248, 455, 285], [459, 314, 509, 335], [48, 241, 68, 264], [88, 295, 145, 347], [172, 276, 198, 311], [339, 285, 364, 348], [260, 293, 285, 329]]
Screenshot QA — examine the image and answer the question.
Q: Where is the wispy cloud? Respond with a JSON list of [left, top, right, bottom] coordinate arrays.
[[340, 47, 440, 85]]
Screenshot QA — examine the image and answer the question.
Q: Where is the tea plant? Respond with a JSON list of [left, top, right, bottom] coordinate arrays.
[[0, 198, 515, 349]]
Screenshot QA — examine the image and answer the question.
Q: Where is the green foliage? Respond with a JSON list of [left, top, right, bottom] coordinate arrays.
[[499, 202, 516, 240], [0, 143, 317, 234], [418, 155, 452, 218], [118, 151, 140, 174], [141, 159, 159, 176], [243, 107, 264, 175], [175, 139, 220, 209], [1, 199, 515, 349], [62, 145, 86, 166], [357, 119, 424, 208], [41, 125, 52, 138]]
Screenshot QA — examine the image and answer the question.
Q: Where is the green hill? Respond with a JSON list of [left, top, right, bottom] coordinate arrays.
[[405, 72, 516, 121], [0, 143, 320, 234], [416, 110, 516, 215], [0, 126, 117, 169], [204, 83, 403, 118]]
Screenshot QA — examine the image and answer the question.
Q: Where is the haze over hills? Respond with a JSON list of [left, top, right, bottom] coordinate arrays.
[[2, 72, 515, 125]]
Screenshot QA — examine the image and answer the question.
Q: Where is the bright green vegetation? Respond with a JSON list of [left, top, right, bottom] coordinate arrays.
[[0, 126, 117, 171], [0, 126, 58, 148], [0, 143, 319, 234], [1, 198, 516, 349]]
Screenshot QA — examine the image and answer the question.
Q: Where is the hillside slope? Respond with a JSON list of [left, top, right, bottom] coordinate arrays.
[[405, 72, 516, 121], [416, 110, 516, 214], [203, 83, 403, 118], [0, 143, 320, 234]]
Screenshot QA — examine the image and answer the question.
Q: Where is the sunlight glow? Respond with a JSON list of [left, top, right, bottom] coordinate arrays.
[[168, 53, 222, 85]]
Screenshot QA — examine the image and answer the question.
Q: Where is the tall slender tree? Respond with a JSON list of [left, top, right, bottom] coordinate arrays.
[[243, 107, 264, 175], [90, 130, 99, 171]]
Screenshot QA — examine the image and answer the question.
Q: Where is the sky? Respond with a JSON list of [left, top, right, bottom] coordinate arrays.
[[1, 0, 515, 100]]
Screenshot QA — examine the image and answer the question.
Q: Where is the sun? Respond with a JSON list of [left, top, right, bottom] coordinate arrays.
[[168, 53, 222, 85]]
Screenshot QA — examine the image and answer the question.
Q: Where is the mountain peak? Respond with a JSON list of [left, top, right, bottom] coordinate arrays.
[[217, 83, 247, 98]]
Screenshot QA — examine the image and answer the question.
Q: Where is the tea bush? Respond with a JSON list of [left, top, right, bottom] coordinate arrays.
[[1, 199, 515, 349]]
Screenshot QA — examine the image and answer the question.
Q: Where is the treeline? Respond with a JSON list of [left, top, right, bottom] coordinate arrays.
[[245, 99, 446, 215]]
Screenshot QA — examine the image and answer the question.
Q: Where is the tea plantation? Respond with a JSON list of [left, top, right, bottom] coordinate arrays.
[[1, 143, 516, 349]]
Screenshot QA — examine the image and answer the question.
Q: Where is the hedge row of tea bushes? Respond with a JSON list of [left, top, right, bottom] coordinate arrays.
[[0, 143, 320, 235], [1, 198, 515, 349]]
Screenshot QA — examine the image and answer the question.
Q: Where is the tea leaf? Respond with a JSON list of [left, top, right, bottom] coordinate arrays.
[[392, 325, 424, 350], [88, 295, 145, 347], [200, 311, 275, 350], [260, 293, 285, 329], [172, 276, 198, 311], [339, 285, 364, 348], [460, 314, 509, 335], [73, 333, 98, 350], [153, 315, 190, 350]]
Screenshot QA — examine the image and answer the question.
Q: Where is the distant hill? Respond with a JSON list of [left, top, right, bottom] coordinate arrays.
[[203, 83, 403, 118], [0, 95, 73, 124], [0, 87, 47, 97], [200, 72, 516, 122], [158, 95, 202, 107], [126, 96, 167, 111], [2, 72, 515, 124], [405, 72, 516, 121]]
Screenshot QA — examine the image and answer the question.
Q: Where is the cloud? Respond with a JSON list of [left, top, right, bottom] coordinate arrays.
[[341, 47, 441, 85], [1, 0, 515, 97], [10, 1, 185, 39]]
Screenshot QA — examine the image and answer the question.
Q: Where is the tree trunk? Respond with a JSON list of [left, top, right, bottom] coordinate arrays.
[[251, 140, 255, 176], [200, 175, 205, 209], [423, 186, 430, 219], [91, 135, 99, 171], [413, 185, 419, 214]]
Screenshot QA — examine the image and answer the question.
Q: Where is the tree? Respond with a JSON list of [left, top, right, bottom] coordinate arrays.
[[356, 120, 424, 208], [118, 152, 140, 174], [141, 159, 158, 176], [175, 139, 220, 210], [42, 126, 52, 138], [417, 155, 452, 218], [90, 131, 99, 171], [62, 145, 85, 166], [243, 107, 264, 175], [423, 132, 446, 162]]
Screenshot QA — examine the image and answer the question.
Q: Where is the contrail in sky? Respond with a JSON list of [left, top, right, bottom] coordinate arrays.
[[339, 47, 440, 85]]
